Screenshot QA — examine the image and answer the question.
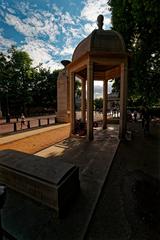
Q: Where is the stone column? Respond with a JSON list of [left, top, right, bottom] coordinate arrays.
[[81, 79, 86, 123], [56, 69, 69, 123], [103, 79, 108, 129], [119, 62, 128, 139], [87, 61, 94, 140], [66, 68, 70, 121], [70, 72, 75, 135]]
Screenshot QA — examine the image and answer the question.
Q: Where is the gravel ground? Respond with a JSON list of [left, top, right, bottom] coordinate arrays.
[[0, 125, 70, 154]]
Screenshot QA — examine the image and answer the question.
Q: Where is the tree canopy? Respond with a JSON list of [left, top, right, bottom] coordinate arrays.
[[0, 47, 60, 116], [94, 98, 103, 111], [108, 0, 160, 106]]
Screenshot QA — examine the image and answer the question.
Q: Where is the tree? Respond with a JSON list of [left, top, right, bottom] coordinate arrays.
[[31, 68, 60, 110], [0, 47, 60, 116], [0, 52, 9, 114], [0, 47, 34, 115], [94, 98, 103, 111], [9, 47, 33, 114], [108, 0, 160, 105], [75, 79, 81, 98]]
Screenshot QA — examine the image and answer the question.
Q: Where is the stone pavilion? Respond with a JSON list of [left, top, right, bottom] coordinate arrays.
[[57, 15, 128, 140]]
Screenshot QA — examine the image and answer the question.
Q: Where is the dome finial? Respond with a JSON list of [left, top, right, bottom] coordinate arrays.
[[97, 15, 104, 30]]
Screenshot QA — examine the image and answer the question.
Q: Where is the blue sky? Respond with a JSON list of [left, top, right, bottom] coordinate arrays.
[[0, 0, 112, 96]]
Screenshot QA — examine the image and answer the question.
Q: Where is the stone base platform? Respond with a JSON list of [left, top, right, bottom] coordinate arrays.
[[56, 113, 70, 123], [0, 150, 79, 215]]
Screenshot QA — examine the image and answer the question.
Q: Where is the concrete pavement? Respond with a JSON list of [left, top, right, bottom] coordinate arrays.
[[1, 124, 119, 240], [0, 115, 56, 135], [1, 121, 160, 240], [85, 121, 160, 240], [0, 123, 70, 145]]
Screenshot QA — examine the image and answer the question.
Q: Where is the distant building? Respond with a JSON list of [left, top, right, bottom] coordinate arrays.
[[108, 92, 120, 110]]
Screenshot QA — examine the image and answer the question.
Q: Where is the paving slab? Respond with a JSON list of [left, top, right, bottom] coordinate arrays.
[[1, 125, 119, 240], [0, 123, 70, 145], [0, 124, 70, 154], [85, 122, 160, 240]]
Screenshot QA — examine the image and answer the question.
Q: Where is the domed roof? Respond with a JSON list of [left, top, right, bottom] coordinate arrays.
[[72, 15, 126, 62]]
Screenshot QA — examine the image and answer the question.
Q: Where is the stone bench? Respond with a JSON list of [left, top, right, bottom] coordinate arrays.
[[0, 150, 79, 216]]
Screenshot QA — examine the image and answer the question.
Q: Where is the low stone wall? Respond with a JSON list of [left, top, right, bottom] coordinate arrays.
[[0, 150, 79, 216]]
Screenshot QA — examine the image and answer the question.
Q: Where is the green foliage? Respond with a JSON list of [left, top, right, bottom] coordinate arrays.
[[94, 98, 103, 111], [0, 47, 60, 116], [75, 80, 81, 97], [31, 68, 59, 109], [108, 0, 160, 105]]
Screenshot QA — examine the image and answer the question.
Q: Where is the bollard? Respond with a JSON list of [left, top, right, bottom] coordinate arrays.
[[38, 119, 41, 127], [13, 122, 17, 132], [0, 185, 6, 240], [47, 118, 49, 125], [27, 120, 30, 129]]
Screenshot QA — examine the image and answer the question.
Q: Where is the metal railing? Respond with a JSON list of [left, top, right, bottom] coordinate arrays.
[[0, 116, 56, 136]]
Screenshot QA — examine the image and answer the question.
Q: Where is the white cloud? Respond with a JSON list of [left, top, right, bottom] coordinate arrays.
[[81, 0, 110, 22], [22, 40, 51, 65], [52, 4, 62, 14], [60, 39, 75, 56], [1, 0, 111, 71], [5, 13, 35, 37], [59, 29, 77, 57], [104, 17, 111, 26], [16, 1, 31, 16], [43, 60, 63, 71], [4, 5, 77, 43], [94, 81, 112, 98], [60, 45, 75, 56], [21, 38, 62, 71], [0, 30, 16, 51], [5, 12, 60, 41], [60, 11, 75, 25], [0, 0, 8, 10], [3, 3, 77, 67], [83, 22, 96, 35], [69, 27, 81, 38], [94, 82, 103, 98], [7, 8, 15, 14], [0, 8, 5, 17]]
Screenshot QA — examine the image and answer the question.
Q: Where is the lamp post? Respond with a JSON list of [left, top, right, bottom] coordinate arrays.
[[5, 87, 10, 123], [6, 90, 9, 115]]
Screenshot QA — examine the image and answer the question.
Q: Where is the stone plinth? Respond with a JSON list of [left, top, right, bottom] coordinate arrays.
[[0, 150, 79, 215]]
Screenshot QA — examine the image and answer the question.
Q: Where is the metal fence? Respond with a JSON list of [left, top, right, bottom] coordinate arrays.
[[0, 116, 56, 136]]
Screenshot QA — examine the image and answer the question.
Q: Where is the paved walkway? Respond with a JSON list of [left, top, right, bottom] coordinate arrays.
[[1, 121, 160, 240], [85, 121, 160, 240], [1, 125, 119, 240], [0, 115, 56, 135], [0, 124, 70, 153], [0, 123, 70, 145]]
